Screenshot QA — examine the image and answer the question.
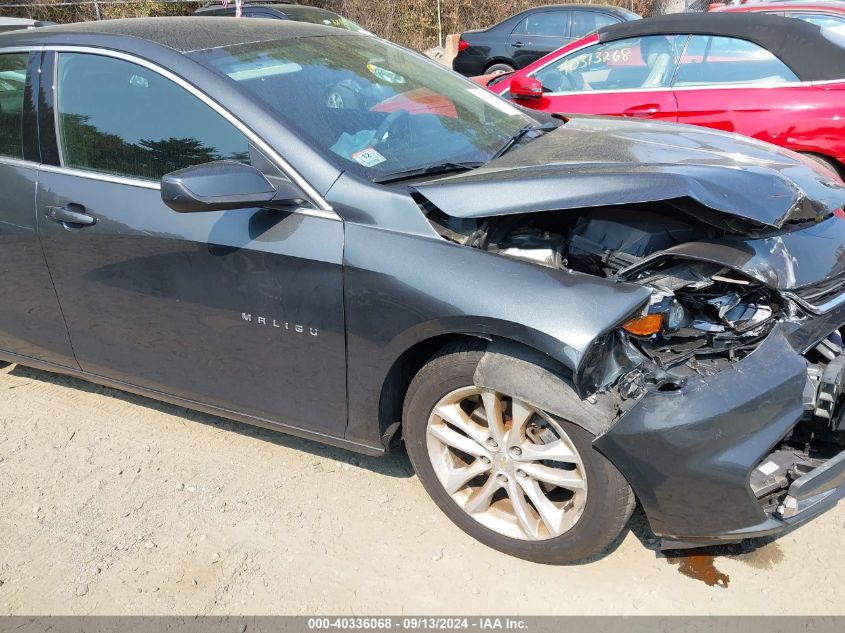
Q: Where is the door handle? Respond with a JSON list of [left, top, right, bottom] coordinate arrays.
[[45, 204, 96, 227], [511, 41, 525, 48], [622, 104, 661, 118]]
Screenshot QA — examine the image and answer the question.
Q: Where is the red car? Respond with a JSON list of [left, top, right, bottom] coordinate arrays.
[[486, 12, 845, 174], [711, 0, 845, 35]]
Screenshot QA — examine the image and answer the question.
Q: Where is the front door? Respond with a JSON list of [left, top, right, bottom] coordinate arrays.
[[36, 50, 348, 435], [517, 34, 687, 122]]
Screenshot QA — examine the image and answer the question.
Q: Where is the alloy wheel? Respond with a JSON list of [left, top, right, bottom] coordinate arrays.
[[425, 386, 587, 541]]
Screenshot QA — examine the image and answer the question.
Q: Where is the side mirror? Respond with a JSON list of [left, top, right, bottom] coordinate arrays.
[[161, 160, 303, 213], [509, 75, 544, 99]]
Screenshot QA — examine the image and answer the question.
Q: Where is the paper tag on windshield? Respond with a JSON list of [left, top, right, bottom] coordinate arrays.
[[351, 147, 386, 168]]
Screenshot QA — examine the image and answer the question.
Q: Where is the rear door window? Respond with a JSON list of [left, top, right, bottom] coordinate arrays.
[[55, 52, 251, 181], [571, 11, 620, 38], [0, 53, 27, 159], [520, 11, 569, 36], [674, 35, 799, 86]]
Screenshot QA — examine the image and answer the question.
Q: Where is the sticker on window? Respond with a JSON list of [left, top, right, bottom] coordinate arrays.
[[351, 147, 386, 168]]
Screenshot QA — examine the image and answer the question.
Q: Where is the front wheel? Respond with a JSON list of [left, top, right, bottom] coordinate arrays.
[[403, 342, 635, 564]]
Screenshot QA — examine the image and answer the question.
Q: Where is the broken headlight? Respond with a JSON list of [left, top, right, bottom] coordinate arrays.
[[621, 260, 781, 368]]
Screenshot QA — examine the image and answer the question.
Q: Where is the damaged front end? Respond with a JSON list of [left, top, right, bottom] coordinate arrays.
[[421, 198, 791, 393], [417, 189, 845, 545], [402, 114, 845, 545], [604, 257, 784, 397]]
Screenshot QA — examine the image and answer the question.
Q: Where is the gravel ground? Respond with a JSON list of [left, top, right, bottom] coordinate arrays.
[[0, 362, 843, 615]]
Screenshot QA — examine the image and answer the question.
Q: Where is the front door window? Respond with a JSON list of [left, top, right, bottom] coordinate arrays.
[[533, 35, 687, 93], [56, 52, 250, 181]]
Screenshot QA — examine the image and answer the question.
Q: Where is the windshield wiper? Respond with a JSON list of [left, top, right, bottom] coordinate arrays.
[[373, 161, 484, 184], [489, 120, 559, 162]]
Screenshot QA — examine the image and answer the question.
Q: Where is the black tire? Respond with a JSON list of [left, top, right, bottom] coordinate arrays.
[[403, 341, 635, 564], [485, 62, 515, 75]]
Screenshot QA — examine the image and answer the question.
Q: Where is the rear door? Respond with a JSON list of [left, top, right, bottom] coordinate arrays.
[[672, 35, 806, 135], [0, 50, 77, 368], [508, 10, 572, 68], [520, 35, 684, 121], [35, 49, 348, 436]]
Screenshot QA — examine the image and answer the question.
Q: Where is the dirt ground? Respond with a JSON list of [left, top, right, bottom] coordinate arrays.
[[0, 361, 843, 615]]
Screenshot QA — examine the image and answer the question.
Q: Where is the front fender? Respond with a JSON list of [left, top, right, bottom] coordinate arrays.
[[342, 222, 650, 447]]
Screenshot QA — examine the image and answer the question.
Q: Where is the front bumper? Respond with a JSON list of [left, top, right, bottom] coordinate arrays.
[[661, 450, 845, 549], [594, 323, 845, 547]]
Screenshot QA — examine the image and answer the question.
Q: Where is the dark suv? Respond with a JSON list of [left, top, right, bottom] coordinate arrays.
[[194, 0, 367, 32], [453, 3, 639, 76]]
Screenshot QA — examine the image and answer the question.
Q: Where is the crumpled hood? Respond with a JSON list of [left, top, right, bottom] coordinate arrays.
[[413, 115, 845, 229]]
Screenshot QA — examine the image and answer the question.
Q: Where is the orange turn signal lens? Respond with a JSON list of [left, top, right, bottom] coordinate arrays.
[[622, 313, 663, 336]]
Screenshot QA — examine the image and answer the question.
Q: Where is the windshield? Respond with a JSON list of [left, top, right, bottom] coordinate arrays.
[[189, 34, 532, 180]]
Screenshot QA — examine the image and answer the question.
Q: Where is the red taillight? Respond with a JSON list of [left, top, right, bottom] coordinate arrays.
[[834, 208, 845, 220], [458, 38, 469, 52]]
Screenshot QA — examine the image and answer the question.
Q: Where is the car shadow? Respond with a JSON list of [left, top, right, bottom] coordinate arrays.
[[7, 363, 414, 480]]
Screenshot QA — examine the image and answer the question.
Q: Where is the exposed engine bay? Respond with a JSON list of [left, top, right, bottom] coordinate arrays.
[[424, 200, 784, 375], [424, 198, 845, 523]]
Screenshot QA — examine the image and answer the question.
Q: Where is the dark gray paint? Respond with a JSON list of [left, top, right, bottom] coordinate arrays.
[[414, 116, 845, 228], [37, 171, 348, 436], [596, 326, 807, 538], [339, 217, 651, 446], [0, 163, 77, 367], [620, 216, 845, 291], [160, 161, 282, 213], [0, 19, 844, 546]]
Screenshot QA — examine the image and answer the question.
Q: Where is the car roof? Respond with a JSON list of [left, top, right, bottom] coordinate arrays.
[[0, 16, 347, 52], [598, 11, 845, 81]]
